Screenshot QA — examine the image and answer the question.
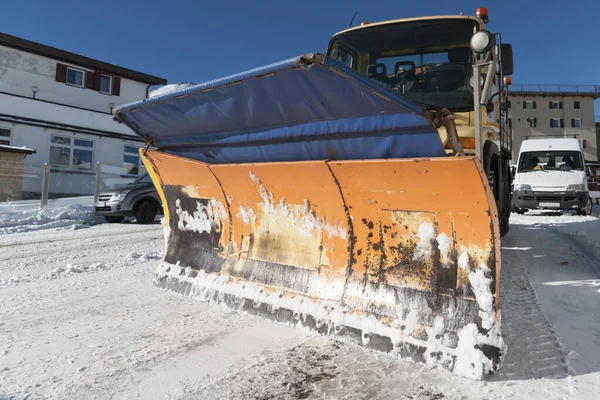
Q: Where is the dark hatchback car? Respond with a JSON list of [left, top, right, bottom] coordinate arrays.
[[94, 174, 163, 224]]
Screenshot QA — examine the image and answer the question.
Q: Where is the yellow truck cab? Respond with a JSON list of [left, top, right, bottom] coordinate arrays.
[[325, 8, 514, 235]]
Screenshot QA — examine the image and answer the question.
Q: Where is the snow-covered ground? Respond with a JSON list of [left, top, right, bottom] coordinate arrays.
[[1, 203, 599, 399]]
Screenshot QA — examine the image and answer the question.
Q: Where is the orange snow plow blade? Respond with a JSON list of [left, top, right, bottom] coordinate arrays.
[[142, 149, 504, 380]]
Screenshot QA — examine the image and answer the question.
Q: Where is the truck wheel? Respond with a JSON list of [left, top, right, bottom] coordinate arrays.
[[576, 197, 593, 216], [499, 211, 509, 237], [105, 216, 125, 223], [135, 199, 158, 224]]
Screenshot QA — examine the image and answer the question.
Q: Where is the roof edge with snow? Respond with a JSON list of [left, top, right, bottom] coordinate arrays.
[[0, 144, 36, 155]]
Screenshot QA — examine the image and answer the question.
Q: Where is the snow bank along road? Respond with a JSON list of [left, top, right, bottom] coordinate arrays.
[[1, 209, 599, 399]]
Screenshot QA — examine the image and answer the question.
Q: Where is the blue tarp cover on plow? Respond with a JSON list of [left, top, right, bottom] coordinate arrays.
[[113, 54, 445, 163]]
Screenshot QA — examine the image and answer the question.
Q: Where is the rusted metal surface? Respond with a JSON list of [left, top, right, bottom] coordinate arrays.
[[143, 148, 498, 307], [141, 150, 502, 377]]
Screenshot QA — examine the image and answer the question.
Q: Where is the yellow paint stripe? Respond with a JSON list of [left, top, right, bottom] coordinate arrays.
[[140, 148, 170, 225]]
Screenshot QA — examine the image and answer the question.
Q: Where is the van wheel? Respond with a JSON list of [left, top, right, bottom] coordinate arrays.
[[135, 199, 158, 224], [576, 197, 593, 216], [105, 216, 125, 223]]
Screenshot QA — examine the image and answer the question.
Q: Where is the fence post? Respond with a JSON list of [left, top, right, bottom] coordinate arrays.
[[94, 161, 102, 204], [40, 163, 50, 210]]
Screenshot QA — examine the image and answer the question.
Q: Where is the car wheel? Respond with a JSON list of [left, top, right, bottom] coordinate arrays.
[[105, 216, 125, 223], [577, 197, 593, 216], [135, 199, 158, 224]]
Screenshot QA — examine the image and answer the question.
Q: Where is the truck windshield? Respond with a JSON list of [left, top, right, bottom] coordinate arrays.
[[518, 151, 584, 172], [330, 18, 479, 112]]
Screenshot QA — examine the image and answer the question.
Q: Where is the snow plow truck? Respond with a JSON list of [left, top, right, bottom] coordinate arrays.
[[113, 8, 513, 380]]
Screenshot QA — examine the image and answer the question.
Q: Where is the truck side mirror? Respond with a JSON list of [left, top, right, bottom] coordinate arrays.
[[501, 44, 513, 76]]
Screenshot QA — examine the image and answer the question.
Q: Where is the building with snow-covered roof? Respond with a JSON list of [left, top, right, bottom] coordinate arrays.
[[0, 31, 167, 198]]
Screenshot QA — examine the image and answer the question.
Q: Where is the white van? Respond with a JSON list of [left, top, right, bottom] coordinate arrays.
[[511, 138, 592, 215]]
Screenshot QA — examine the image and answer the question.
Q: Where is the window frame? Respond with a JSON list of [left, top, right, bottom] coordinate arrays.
[[123, 144, 142, 176], [574, 101, 581, 110], [572, 118, 583, 128], [526, 117, 537, 128], [523, 100, 536, 109], [550, 118, 563, 128], [549, 100, 563, 110], [49, 134, 95, 171], [66, 66, 85, 88], [0, 127, 11, 146], [331, 43, 356, 69], [99, 74, 113, 95]]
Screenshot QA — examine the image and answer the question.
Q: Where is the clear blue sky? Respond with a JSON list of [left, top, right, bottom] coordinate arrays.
[[3, 0, 599, 119]]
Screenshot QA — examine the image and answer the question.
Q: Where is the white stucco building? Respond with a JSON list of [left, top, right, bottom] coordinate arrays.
[[0, 31, 167, 198]]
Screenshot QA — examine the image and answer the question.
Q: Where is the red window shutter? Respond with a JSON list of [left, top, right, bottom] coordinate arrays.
[[85, 71, 95, 89], [55, 63, 67, 83], [112, 77, 121, 96], [94, 71, 101, 91]]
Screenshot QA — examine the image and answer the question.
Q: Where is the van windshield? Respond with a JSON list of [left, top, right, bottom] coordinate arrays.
[[518, 151, 583, 172]]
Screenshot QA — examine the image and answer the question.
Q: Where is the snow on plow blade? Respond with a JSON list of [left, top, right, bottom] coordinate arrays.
[[114, 53, 505, 380], [142, 150, 504, 380]]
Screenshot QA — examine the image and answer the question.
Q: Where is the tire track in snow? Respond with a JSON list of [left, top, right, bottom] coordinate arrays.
[[542, 225, 600, 279], [493, 231, 570, 381]]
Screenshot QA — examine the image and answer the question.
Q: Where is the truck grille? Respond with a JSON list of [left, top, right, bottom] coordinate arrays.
[[536, 196, 562, 202], [98, 194, 112, 202]]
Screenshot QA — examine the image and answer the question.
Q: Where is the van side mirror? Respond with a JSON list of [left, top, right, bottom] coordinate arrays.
[[501, 44, 513, 76]]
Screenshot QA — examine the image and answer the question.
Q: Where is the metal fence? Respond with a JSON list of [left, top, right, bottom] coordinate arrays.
[[509, 84, 600, 96], [0, 160, 145, 210]]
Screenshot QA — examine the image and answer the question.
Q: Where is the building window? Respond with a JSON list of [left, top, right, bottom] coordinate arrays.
[[572, 118, 583, 128], [50, 135, 94, 170], [123, 145, 141, 175], [0, 127, 11, 146], [574, 101, 581, 109], [523, 100, 536, 109], [100, 74, 112, 95], [526, 117, 537, 128], [66, 67, 85, 88], [549, 101, 563, 109], [550, 118, 564, 128]]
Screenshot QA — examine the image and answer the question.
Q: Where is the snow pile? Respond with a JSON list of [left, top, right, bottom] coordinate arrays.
[[0, 204, 102, 235], [1, 250, 162, 287], [175, 199, 214, 233], [149, 82, 196, 99], [239, 171, 347, 240], [468, 268, 494, 329], [413, 222, 435, 261], [436, 232, 452, 267]]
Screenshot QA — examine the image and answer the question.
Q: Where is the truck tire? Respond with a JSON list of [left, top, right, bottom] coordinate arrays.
[[105, 216, 125, 223], [576, 197, 593, 216], [135, 199, 158, 224]]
